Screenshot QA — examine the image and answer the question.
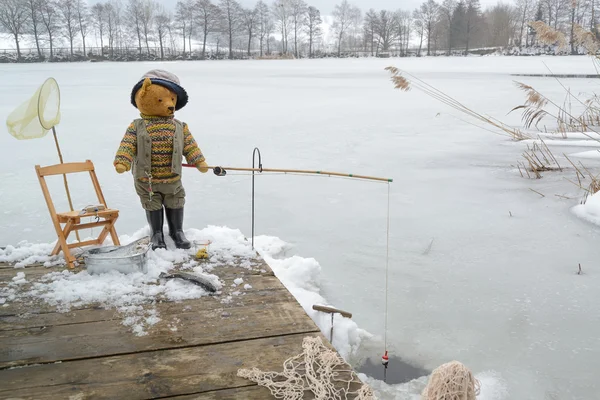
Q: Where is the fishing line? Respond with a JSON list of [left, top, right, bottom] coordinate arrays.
[[382, 182, 390, 380], [184, 149, 393, 376]]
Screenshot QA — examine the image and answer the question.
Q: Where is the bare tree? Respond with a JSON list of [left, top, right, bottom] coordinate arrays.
[[465, 0, 481, 53], [155, 8, 171, 59], [416, 0, 440, 56], [397, 10, 412, 55], [75, 0, 89, 57], [306, 5, 321, 57], [41, 0, 61, 60], [242, 7, 257, 55], [104, 2, 117, 56], [515, 0, 532, 47], [485, 3, 516, 47], [219, 0, 242, 59], [412, 8, 425, 54], [0, 0, 28, 60], [24, 0, 44, 58], [256, 0, 270, 55], [363, 8, 378, 55], [332, 0, 360, 56], [375, 10, 399, 52], [175, 0, 189, 54], [139, 0, 156, 54], [90, 3, 105, 55], [197, 0, 220, 58], [272, 0, 290, 53], [58, 0, 79, 59], [127, 0, 143, 53], [440, 0, 456, 54], [289, 0, 307, 57], [110, 0, 125, 51]]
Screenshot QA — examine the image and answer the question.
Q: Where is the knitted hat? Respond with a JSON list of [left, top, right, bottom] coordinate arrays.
[[131, 69, 188, 110]]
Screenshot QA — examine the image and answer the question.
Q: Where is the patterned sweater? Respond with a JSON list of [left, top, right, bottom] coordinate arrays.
[[114, 114, 205, 184]]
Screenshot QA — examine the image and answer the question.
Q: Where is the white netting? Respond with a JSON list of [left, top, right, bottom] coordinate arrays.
[[6, 77, 61, 140], [237, 336, 375, 400], [421, 361, 481, 400]]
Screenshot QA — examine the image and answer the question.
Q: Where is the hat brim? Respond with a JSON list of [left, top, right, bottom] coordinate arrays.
[[130, 78, 188, 110]]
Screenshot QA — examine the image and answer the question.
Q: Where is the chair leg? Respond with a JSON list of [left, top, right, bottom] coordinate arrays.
[[97, 224, 111, 245], [109, 219, 120, 246], [52, 220, 74, 256], [63, 248, 76, 268]]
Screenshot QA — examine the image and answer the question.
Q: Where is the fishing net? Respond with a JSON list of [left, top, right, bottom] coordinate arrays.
[[6, 77, 61, 140], [237, 336, 375, 400], [421, 361, 481, 400]]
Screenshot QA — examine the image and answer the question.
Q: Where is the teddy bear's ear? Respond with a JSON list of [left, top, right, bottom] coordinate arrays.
[[138, 78, 152, 97]]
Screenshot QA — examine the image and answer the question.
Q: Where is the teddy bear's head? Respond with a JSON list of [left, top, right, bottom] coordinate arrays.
[[134, 78, 178, 117], [130, 70, 188, 117]]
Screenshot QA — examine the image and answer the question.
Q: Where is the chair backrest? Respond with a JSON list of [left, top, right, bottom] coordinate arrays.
[[35, 160, 108, 212], [36, 161, 95, 177]]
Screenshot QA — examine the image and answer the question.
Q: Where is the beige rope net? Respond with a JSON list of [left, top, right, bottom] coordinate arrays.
[[421, 361, 481, 400], [237, 336, 375, 400]]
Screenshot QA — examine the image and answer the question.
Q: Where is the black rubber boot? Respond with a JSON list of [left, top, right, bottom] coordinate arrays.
[[146, 209, 167, 250], [165, 207, 191, 249]]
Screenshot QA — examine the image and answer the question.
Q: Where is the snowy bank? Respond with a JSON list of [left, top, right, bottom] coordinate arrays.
[[572, 191, 600, 226], [254, 235, 371, 360]]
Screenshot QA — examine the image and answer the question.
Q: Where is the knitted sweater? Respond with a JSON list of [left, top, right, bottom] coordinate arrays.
[[114, 114, 205, 184]]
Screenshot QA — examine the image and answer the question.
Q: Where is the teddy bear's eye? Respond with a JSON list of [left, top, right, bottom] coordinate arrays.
[[158, 99, 162, 102], [171, 98, 174, 101]]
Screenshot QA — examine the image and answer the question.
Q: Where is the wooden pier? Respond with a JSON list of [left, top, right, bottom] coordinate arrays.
[[0, 256, 360, 399]]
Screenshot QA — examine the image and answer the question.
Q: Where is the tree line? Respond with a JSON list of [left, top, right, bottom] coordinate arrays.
[[0, 0, 596, 62]]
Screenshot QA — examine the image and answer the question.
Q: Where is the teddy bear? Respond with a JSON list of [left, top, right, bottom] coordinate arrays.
[[113, 69, 209, 250]]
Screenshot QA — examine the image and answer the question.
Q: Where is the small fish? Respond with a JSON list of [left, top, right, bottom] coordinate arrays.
[[159, 271, 218, 293]]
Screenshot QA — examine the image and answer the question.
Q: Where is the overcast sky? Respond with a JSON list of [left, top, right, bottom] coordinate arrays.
[[159, 0, 512, 16]]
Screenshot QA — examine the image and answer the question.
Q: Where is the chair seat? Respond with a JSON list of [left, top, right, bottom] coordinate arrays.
[[57, 209, 119, 223]]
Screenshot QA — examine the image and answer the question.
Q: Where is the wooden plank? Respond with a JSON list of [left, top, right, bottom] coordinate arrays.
[[0, 286, 291, 331], [165, 385, 276, 399], [0, 333, 325, 399], [70, 220, 110, 231], [57, 209, 119, 222], [0, 260, 273, 281], [0, 272, 282, 317], [36, 161, 93, 177], [0, 292, 318, 368], [67, 239, 99, 249]]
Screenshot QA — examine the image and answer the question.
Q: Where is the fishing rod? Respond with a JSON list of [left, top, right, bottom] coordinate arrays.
[[185, 149, 394, 374], [182, 164, 394, 183]]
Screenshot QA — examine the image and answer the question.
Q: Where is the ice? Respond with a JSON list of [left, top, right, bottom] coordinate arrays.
[[2, 56, 600, 399]]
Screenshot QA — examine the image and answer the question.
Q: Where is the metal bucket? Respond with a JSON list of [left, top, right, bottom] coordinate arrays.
[[83, 237, 152, 275]]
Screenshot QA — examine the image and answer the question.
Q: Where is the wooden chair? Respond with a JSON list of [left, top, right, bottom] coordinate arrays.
[[35, 160, 120, 268]]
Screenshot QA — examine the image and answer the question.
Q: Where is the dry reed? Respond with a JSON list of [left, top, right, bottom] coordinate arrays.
[[574, 24, 599, 54], [529, 21, 569, 51], [385, 66, 528, 140], [511, 80, 600, 137], [563, 154, 600, 202], [517, 138, 562, 179]]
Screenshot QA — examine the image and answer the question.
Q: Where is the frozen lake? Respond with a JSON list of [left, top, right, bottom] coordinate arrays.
[[1, 56, 599, 399]]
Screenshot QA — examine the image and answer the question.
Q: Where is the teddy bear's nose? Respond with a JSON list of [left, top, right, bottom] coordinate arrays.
[[168, 106, 175, 111]]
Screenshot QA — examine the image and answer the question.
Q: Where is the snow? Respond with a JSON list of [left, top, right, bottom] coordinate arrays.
[[0, 242, 65, 268], [2, 56, 600, 399], [572, 191, 600, 226], [255, 235, 371, 360], [0, 226, 252, 335]]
